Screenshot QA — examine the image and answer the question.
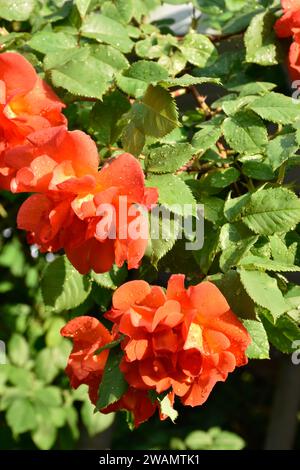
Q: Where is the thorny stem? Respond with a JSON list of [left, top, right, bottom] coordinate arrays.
[[216, 141, 227, 160], [189, 86, 211, 117]]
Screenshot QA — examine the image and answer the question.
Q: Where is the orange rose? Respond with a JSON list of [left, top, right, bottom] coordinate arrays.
[[17, 153, 158, 273], [61, 316, 112, 402], [0, 52, 66, 189], [275, 0, 300, 80], [106, 275, 251, 407]]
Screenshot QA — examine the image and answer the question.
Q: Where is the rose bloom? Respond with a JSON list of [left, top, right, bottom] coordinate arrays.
[[0, 52, 66, 189], [275, 0, 300, 80], [6, 125, 99, 193], [61, 316, 158, 427], [275, 1, 300, 38], [60, 316, 112, 398], [17, 152, 158, 273], [106, 275, 251, 407]]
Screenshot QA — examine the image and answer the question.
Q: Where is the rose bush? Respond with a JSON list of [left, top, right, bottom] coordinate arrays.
[[1, 0, 300, 450]]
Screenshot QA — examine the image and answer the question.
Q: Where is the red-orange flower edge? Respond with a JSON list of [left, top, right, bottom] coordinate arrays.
[[61, 275, 251, 427], [0, 52, 158, 273], [275, 0, 300, 80]]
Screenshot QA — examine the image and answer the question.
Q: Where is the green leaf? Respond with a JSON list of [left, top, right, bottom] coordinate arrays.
[[158, 395, 178, 423], [89, 90, 130, 146], [192, 125, 222, 153], [269, 234, 297, 265], [46, 317, 66, 347], [41, 256, 91, 313], [81, 13, 133, 53], [0, 0, 34, 21], [198, 168, 240, 194], [249, 92, 300, 124], [260, 310, 300, 354], [91, 44, 129, 71], [223, 9, 262, 35], [243, 319, 269, 359], [201, 197, 225, 225], [28, 32, 77, 55], [185, 430, 212, 450], [7, 366, 33, 389], [117, 60, 168, 98], [102, 0, 134, 24], [161, 75, 221, 88], [34, 386, 62, 408], [8, 334, 29, 367], [158, 51, 186, 76], [238, 254, 300, 272], [31, 422, 57, 450], [91, 264, 127, 290], [185, 427, 245, 450], [147, 210, 180, 267], [180, 33, 218, 68], [35, 349, 59, 384], [44, 47, 89, 70], [223, 110, 268, 154], [122, 120, 145, 155], [50, 55, 113, 100], [241, 188, 300, 235], [211, 270, 256, 320], [75, 0, 91, 18], [81, 400, 114, 437], [194, 226, 220, 275], [265, 133, 298, 171], [146, 174, 196, 216], [245, 10, 278, 66], [242, 159, 274, 181], [224, 193, 251, 222], [122, 85, 179, 155], [230, 81, 276, 96], [222, 95, 257, 116], [219, 222, 258, 272], [137, 85, 179, 137], [95, 336, 125, 355], [97, 349, 128, 410], [6, 398, 37, 435], [147, 143, 194, 174], [239, 268, 289, 319], [135, 34, 177, 59]]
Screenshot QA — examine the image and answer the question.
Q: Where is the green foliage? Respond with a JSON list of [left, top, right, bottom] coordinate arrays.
[[249, 92, 300, 124], [223, 110, 268, 154], [243, 319, 270, 359], [97, 349, 128, 410], [171, 427, 245, 450], [0, 0, 34, 21], [146, 143, 194, 174], [239, 268, 289, 320], [122, 85, 179, 155], [41, 256, 91, 313], [245, 10, 279, 66], [146, 174, 196, 216]]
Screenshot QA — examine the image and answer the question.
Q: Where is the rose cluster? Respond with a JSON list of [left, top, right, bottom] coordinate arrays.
[[61, 275, 251, 427], [0, 52, 157, 273], [275, 0, 300, 80]]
